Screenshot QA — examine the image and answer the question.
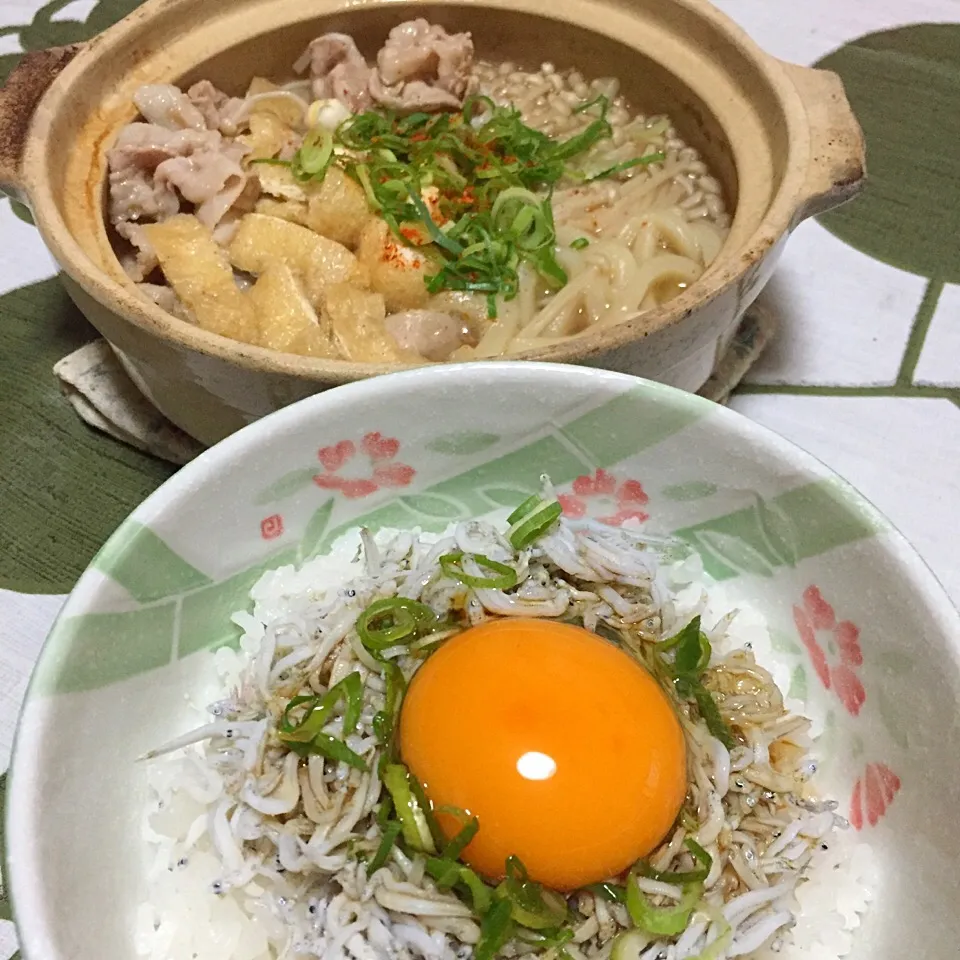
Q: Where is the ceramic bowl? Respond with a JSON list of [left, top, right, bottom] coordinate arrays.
[[5, 362, 960, 959], [0, 0, 864, 446]]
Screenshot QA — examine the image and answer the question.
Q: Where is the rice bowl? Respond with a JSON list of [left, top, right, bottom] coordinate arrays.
[[6, 363, 959, 960], [135, 499, 877, 960]]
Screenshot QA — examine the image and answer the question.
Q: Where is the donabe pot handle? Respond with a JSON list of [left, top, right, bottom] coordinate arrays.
[[780, 60, 866, 221], [0, 43, 84, 203]]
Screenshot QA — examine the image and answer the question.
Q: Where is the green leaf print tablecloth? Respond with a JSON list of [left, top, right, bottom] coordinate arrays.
[[1, 0, 959, 954]]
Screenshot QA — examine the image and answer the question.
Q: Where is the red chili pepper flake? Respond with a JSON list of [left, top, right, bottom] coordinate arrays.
[[382, 239, 423, 271]]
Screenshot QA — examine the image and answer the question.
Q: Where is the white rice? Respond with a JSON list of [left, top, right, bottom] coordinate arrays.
[[135, 514, 876, 960]]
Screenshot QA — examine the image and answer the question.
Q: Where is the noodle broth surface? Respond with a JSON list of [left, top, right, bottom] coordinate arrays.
[[105, 22, 729, 363]]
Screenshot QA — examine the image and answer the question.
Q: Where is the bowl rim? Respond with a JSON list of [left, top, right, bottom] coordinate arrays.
[[22, 0, 823, 379], [5, 361, 960, 959]]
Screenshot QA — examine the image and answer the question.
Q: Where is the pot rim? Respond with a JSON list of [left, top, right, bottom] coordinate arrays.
[[16, 0, 861, 380]]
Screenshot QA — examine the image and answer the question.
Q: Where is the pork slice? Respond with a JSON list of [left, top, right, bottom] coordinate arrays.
[[199, 174, 261, 234], [295, 33, 373, 112], [368, 74, 462, 113], [115, 221, 160, 281], [106, 129, 188, 228], [187, 80, 249, 136], [371, 19, 474, 113], [132, 84, 208, 131], [153, 148, 248, 229]]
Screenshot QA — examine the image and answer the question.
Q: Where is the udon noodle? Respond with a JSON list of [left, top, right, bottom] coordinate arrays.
[[106, 21, 730, 363]]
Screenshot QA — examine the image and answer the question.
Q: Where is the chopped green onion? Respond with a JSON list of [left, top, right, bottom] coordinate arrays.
[[625, 875, 702, 936], [458, 866, 494, 914], [551, 117, 613, 163], [497, 856, 569, 930], [693, 686, 735, 749], [639, 837, 713, 884], [572, 94, 610, 117], [407, 185, 465, 255], [376, 797, 394, 828], [440, 551, 519, 590], [425, 858, 494, 913], [463, 95, 497, 125], [660, 616, 735, 748], [291, 126, 334, 182], [515, 927, 575, 950], [372, 657, 407, 748], [410, 774, 447, 851], [426, 856, 462, 890], [278, 671, 364, 744], [585, 153, 666, 182], [340, 672, 363, 736], [507, 494, 543, 525], [367, 821, 403, 873], [307, 732, 367, 770], [440, 809, 480, 861], [353, 163, 381, 210], [587, 882, 627, 903], [356, 597, 437, 651], [383, 763, 436, 854], [474, 899, 514, 960], [570, 237, 590, 250], [672, 616, 712, 675], [610, 929, 653, 960], [507, 498, 563, 549]]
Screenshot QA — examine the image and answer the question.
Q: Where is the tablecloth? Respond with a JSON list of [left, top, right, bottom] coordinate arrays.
[[1, 0, 959, 955]]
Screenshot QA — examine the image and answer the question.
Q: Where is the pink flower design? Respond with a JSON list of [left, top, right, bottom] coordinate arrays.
[[260, 514, 284, 540], [850, 762, 901, 830], [558, 469, 650, 526], [793, 585, 866, 716], [313, 432, 415, 499]]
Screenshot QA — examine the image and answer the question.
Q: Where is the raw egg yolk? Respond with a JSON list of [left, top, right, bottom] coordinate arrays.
[[399, 618, 687, 891]]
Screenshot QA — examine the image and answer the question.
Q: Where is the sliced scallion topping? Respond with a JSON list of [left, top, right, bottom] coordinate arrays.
[[507, 494, 543, 525], [625, 875, 702, 936], [290, 126, 334, 182], [317, 94, 623, 314], [496, 856, 569, 930], [278, 671, 364, 744], [660, 616, 735, 748], [585, 152, 666, 182], [439, 808, 480, 861], [506, 498, 563, 549], [610, 928, 653, 960], [570, 237, 590, 250], [367, 821, 403, 873], [356, 597, 437, 651], [424, 857, 495, 913], [426, 856, 462, 891], [458, 866, 494, 914], [474, 898, 514, 960], [382, 763, 437, 854], [440, 551, 519, 590], [372, 658, 406, 747], [514, 927, 575, 950], [587, 881, 627, 903], [639, 837, 712, 884], [306, 732, 367, 771]]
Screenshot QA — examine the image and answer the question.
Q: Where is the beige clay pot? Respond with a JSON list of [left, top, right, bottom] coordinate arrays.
[[0, 0, 865, 446]]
